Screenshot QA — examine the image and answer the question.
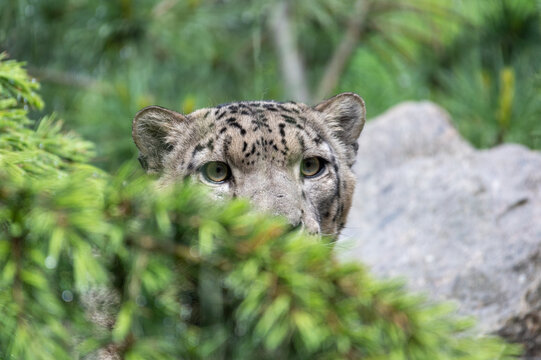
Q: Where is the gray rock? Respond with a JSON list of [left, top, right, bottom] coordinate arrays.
[[340, 101, 541, 357]]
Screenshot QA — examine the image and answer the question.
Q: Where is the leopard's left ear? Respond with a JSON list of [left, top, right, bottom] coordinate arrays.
[[314, 92, 366, 165]]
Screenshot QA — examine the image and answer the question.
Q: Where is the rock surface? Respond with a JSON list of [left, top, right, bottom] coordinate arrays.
[[340, 101, 541, 357]]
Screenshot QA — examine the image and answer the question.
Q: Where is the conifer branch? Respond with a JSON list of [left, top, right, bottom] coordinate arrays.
[[315, 0, 371, 101]]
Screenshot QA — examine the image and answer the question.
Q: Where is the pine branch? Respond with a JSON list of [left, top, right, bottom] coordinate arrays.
[[315, 0, 371, 101]]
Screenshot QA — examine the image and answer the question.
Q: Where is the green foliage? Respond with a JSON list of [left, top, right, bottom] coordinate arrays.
[[0, 54, 522, 359], [0, 53, 43, 111], [433, 0, 541, 149], [10, 0, 537, 170], [339, 0, 541, 149]]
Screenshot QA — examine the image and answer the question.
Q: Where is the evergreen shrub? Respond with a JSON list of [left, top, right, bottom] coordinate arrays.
[[0, 55, 520, 359]]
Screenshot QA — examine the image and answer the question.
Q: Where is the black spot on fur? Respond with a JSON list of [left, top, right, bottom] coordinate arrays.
[[334, 172, 342, 200], [223, 135, 233, 158], [251, 114, 271, 133], [220, 127, 227, 134], [297, 134, 306, 151], [281, 115, 297, 124], [263, 103, 278, 111], [192, 143, 205, 157], [216, 102, 234, 109], [226, 118, 247, 136], [242, 141, 248, 152], [277, 104, 292, 113], [217, 111, 227, 120], [332, 203, 344, 223]]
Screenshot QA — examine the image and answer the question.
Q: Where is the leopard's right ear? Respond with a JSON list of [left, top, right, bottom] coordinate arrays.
[[132, 106, 187, 173]]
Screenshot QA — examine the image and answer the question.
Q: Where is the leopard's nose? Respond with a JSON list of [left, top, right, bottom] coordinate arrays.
[[247, 191, 301, 225]]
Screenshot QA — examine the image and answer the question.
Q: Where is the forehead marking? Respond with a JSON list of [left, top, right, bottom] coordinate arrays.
[[278, 123, 286, 137], [296, 133, 306, 152], [281, 114, 297, 124], [277, 104, 294, 113], [222, 135, 232, 158], [193, 102, 330, 171], [225, 117, 247, 136], [192, 143, 205, 157]]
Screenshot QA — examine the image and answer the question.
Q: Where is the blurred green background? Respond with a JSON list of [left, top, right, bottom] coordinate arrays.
[[2, 0, 540, 171]]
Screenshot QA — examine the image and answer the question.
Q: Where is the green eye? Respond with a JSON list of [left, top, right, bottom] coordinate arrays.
[[202, 162, 231, 183], [301, 157, 325, 178]]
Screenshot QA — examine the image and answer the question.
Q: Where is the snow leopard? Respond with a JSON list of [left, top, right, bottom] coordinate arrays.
[[132, 92, 365, 238]]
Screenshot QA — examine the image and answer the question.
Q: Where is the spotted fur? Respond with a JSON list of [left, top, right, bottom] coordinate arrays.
[[133, 92, 365, 238]]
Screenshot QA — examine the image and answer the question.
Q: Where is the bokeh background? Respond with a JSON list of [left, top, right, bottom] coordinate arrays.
[[1, 0, 540, 170]]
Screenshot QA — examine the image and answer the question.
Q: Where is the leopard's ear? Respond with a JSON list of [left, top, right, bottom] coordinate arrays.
[[132, 105, 187, 173], [314, 92, 366, 165]]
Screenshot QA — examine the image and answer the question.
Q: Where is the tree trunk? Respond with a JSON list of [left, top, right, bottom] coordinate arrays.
[[269, 0, 310, 103]]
